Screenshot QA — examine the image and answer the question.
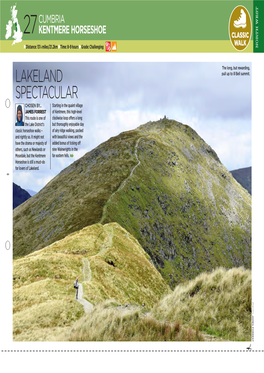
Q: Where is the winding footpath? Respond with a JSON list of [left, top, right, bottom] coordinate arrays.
[[99, 137, 142, 224], [95, 225, 114, 256], [76, 258, 93, 313], [76, 226, 114, 313], [77, 136, 143, 313]]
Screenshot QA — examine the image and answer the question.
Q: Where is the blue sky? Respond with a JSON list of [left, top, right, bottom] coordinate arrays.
[[13, 62, 251, 193]]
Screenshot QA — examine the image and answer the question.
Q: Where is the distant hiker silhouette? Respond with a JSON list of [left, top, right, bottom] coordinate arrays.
[[74, 277, 79, 299]]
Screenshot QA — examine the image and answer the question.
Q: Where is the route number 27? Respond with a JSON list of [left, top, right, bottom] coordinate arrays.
[[24, 15, 37, 34]]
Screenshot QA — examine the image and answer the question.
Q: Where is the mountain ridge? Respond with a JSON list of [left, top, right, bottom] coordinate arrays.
[[13, 118, 251, 287]]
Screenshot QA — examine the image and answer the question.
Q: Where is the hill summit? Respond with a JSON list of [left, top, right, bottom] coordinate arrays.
[[13, 118, 251, 287]]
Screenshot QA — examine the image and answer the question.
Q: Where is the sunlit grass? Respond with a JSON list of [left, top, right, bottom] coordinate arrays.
[[55, 300, 203, 342], [13, 222, 170, 341], [152, 267, 251, 341]]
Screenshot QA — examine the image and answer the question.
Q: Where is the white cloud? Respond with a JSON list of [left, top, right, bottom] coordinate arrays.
[[192, 118, 251, 170], [36, 175, 53, 189], [89, 110, 162, 149], [13, 172, 33, 189]]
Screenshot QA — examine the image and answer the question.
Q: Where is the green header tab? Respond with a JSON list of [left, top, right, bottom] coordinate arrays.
[[254, 1, 264, 52], [0, 0, 260, 53]]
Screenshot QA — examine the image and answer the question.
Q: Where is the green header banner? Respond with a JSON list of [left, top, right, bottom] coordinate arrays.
[[254, 1, 264, 52], [0, 0, 262, 52]]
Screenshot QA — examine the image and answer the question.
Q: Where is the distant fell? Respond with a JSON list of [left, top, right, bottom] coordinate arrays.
[[230, 167, 251, 195], [13, 182, 31, 209], [26, 189, 37, 196], [13, 118, 251, 288]]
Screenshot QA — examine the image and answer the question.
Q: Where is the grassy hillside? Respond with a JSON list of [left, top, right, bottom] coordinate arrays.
[[152, 267, 251, 341], [55, 300, 203, 342], [13, 119, 251, 288], [55, 267, 251, 341], [13, 223, 170, 341], [13, 130, 139, 257], [103, 120, 251, 287]]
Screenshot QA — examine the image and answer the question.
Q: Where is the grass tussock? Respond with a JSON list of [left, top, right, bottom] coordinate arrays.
[[56, 300, 203, 341], [152, 267, 251, 341]]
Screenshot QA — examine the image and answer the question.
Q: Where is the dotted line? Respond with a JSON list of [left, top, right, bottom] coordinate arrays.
[[1, 349, 264, 353]]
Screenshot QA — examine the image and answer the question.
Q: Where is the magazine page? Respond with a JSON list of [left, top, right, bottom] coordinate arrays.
[[0, 0, 263, 370]]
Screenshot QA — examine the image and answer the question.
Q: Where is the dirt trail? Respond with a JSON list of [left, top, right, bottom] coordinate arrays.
[[96, 225, 114, 256], [99, 137, 142, 224], [82, 257, 91, 282], [76, 226, 114, 312], [76, 258, 93, 313]]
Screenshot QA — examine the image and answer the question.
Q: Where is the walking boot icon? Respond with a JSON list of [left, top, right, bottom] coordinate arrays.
[[233, 9, 247, 28]]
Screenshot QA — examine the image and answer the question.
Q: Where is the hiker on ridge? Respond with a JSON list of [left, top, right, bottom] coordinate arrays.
[[74, 277, 79, 300]]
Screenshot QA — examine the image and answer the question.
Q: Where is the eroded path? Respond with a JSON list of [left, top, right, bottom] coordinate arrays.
[[76, 258, 93, 313], [76, 226, 114, 312], [96, 225, 114, 256]]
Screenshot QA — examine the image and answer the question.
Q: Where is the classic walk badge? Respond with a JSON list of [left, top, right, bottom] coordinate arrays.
[[229, 6, 251, 51]]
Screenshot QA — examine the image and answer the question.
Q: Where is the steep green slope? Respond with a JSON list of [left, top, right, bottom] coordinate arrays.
[[13, 119, 251, 287], [13, 130, 138, 257], [103, 120, 251, 286], [13, 223, 170, 341]]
